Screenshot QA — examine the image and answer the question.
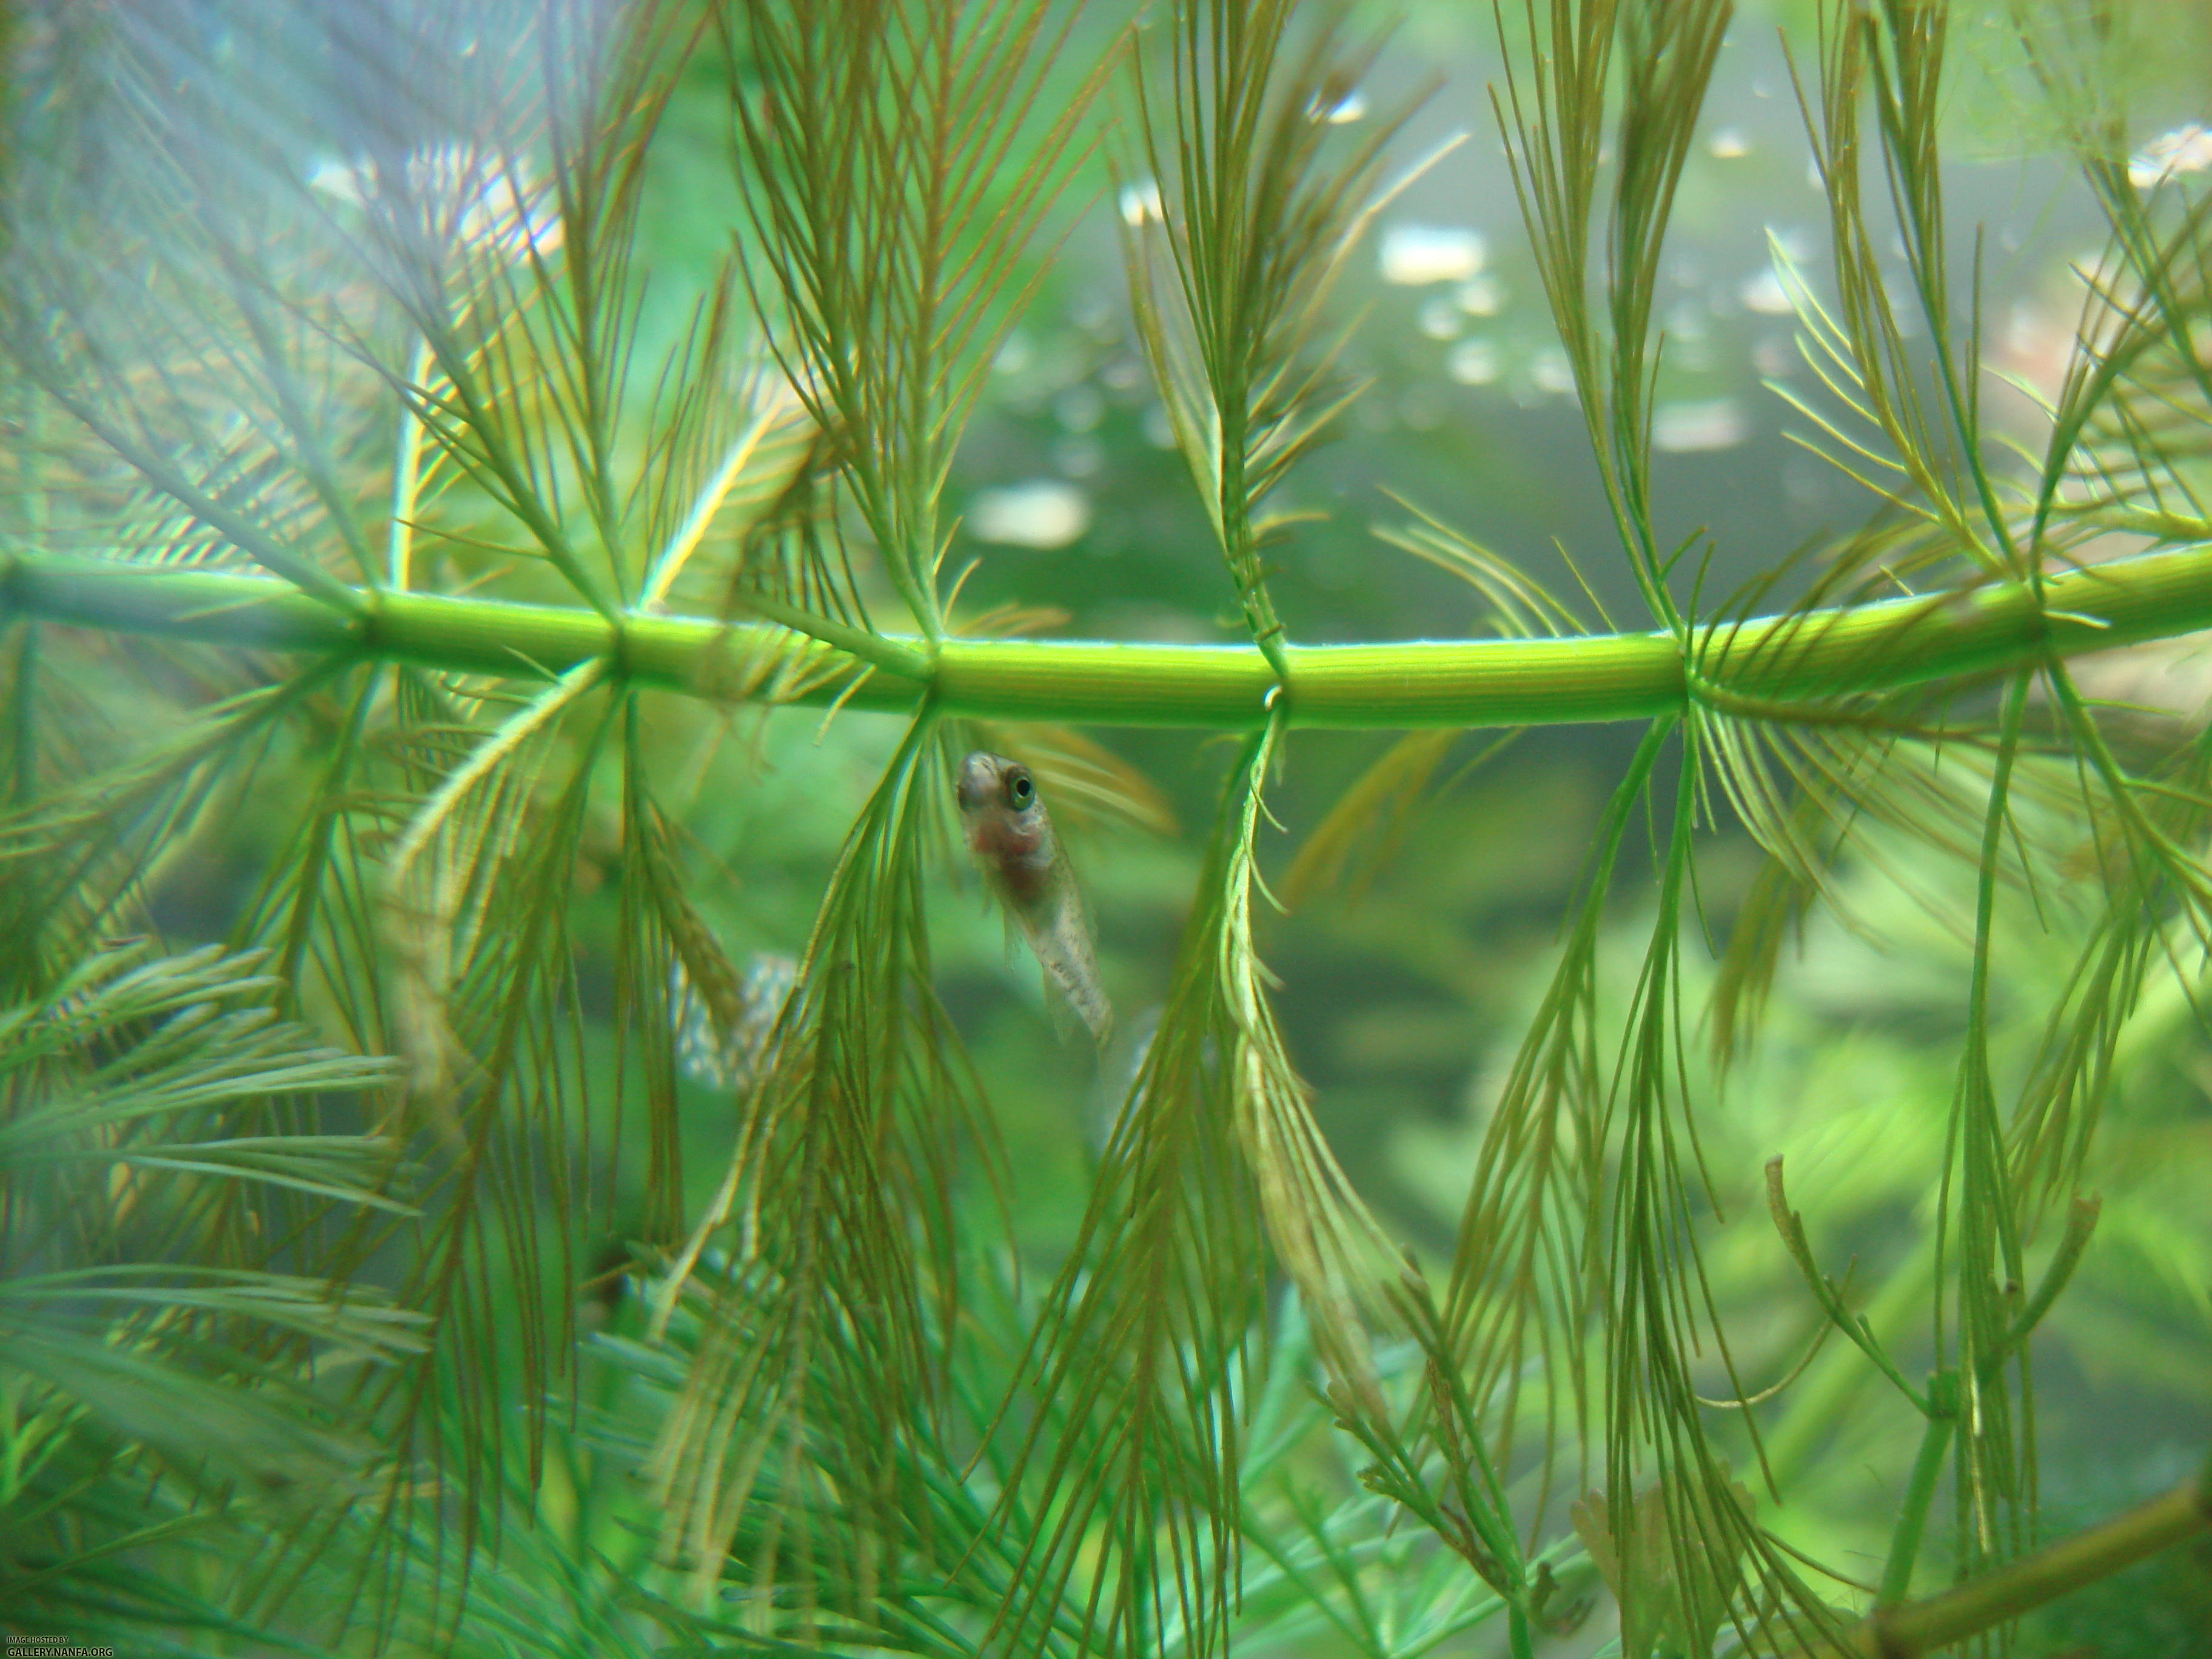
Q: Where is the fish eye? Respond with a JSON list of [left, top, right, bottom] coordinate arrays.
[[1006, 770, 1034, 808]]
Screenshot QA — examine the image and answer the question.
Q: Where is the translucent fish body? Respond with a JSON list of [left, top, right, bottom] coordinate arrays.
[[956, 751, 1113, 1043]]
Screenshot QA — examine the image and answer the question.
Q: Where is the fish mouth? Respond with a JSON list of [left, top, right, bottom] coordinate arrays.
[[955, 752, 999, 811]]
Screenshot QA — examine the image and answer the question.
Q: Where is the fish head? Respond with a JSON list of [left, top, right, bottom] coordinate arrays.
[[956, 751, 1040, 817], [956, 751, 1051, 899]]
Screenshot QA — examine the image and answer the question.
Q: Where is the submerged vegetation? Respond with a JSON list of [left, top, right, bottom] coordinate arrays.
[[1, 0, 2207, 1655]]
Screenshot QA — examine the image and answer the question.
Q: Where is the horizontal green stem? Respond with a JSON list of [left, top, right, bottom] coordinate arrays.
[[8, 546, 2212, 729]]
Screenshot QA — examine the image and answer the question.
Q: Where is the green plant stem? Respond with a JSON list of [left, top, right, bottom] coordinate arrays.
[[1875, 1372, 1959, 1608], [1763, 1455, 2211, 1657], [1854, 1455, 2212, 1657], [11, 544, 2212, 729], [1506, 1601, 1536, 1659]]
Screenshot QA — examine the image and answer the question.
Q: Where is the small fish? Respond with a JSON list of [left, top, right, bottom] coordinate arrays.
[[956, 751, 1113, 1043]]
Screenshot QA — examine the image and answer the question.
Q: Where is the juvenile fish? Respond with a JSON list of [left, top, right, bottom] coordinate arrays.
[[956, 751, 1113, 1044]]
